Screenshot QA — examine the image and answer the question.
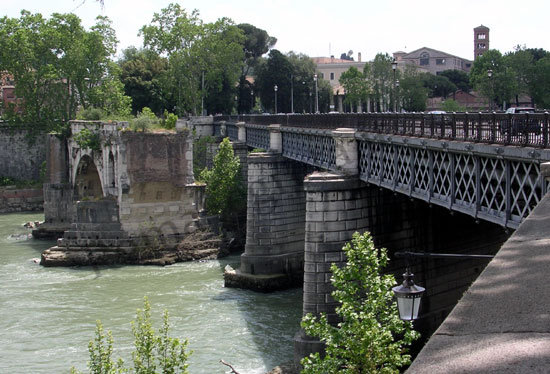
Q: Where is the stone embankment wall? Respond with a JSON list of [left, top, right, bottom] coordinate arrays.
[[0, 187, 43, 213], [0, 125, 46, 181]]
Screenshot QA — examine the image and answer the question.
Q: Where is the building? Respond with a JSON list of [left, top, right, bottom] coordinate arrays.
[[0, 73, 18, 115], [393, 47, 473, 75], [474, 25, 490, 59], [312, 55, 366, 111], [427, 90, 489, 112]]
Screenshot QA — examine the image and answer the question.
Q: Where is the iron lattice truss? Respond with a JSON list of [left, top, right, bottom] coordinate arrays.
[[245, 125, 270, 150], [282, 128, 336, 170], [359, 139, 548, 228], [226, 123, 239, 141]]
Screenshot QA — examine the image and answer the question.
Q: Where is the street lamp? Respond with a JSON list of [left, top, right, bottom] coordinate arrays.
[[392, 267, 425, 321], [487, 69, 494, 111], [274, 84, 278, 114], [391, 59, 398, 112], [392, 251, 494, 321], [396, 80, 400, 112], [290, 74, 294, 114], [314, 74, 319, 113]]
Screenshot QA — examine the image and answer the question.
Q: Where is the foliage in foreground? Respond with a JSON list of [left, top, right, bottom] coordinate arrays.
[[199, 137, 245, 222], [71, 297, 191, 374], [301, 232, 419, 374]]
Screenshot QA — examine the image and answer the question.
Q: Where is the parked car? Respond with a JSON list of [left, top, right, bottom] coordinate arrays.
[[500, 107, 540, 135], [425, 110, 452, 130]]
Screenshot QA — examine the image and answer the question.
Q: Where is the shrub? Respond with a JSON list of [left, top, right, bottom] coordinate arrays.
[[441, 99, 465, 112], [163, 110, 178, 130], [129, 107, 159, 132], [77, 107, 105, 121], [301, 232, 419, 374], [74, 128, 102, 152], [71, 297, 191, 374]]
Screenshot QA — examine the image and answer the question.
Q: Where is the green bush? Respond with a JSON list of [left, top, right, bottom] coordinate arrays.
[[74, 128, 102, 152], [71, 297, 191, 374], [441, 99, 465, 112], [163, 110, 178, 130], [129, 107, 159, 132], [301, 232, 419, 374], [77, 107, 105, 121]]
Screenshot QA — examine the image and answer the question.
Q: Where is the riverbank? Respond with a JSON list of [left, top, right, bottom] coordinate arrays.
[[0, 186, 43, 213]]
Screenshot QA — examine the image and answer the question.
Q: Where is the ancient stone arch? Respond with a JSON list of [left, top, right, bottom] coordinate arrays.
[[74, 154, 104, 200]]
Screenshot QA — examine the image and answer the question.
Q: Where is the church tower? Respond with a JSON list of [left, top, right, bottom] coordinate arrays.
[[474, 25, 490, 59]]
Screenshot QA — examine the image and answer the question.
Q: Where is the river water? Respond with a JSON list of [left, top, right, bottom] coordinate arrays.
[[0, 212, 302, 374]]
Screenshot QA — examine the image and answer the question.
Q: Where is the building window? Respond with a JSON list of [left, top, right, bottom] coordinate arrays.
[[477, 33, 486, 40], [436, 58, 446, 65], [320, 73, 324, 79], [466, 63, 471, 68], [330, 72, 335, 80], [477, 43, 486, 49], [419, 52, 429, 66]]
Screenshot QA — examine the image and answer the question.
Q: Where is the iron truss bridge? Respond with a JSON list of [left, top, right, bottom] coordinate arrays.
[[217, 112, 550, 229]]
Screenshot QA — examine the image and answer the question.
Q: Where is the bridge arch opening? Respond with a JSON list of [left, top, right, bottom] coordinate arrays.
[[74, 155, 103, 200]]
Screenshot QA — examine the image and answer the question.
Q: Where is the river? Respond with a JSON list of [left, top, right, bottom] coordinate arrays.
[[0, 212, 302, 374]]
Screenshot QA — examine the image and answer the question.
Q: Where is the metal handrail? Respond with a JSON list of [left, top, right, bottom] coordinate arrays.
[[215, 112, 550, 148]]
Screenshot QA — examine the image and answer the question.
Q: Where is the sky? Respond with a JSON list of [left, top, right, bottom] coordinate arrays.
[[3, 0, 550, 62]]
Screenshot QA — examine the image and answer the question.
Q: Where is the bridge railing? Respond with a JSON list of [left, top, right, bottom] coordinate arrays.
[[215, 112, 550, 148], [282, 127, 336, 169]]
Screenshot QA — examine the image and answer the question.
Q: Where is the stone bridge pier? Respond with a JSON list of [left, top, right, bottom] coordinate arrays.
[[224, 126, 415, 359]]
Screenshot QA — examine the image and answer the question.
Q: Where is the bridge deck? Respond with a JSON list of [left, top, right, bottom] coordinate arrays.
[[406, 192, 550, 373]]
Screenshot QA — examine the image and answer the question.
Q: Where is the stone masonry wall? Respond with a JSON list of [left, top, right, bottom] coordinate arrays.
[[0, 187, 43, 213], [240, 153, 308, 276], [118, 131, 199, 237], [0, 126, 46, 181]]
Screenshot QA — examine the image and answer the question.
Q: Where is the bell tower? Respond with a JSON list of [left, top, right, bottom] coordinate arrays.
[[474, 25, 490, 59]]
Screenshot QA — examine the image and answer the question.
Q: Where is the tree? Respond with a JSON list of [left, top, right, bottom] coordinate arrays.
[[531, 56, 550, 109], [236, 23, 276, 113], [441, 99, 465, 112], [421, 73, 456, 99], [140, 3, 244, 116], [367, 53, 394, 112], [255, 49, 293, 113], [301, 232, 419, 373], [399, 67, 428, 112], [470, 49, 516, 110], [287, 52, 318, 113], [439, 70, 471, 93], [0, 11, 129, 135], [200, 138, 245, 223], [119, 47, 171, 115], [339, 66, 369, 112]]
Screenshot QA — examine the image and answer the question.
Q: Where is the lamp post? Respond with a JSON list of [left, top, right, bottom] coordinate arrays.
[[250, 90, 254, 113], [314, 74, 319, 113], [391, 59, 398, 112], [274, 84, 278, 114], [392, 251, 494, 321], [396, 79, 400, 113], [487, 69, 494, 111], [290, 74, 294, 114]]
